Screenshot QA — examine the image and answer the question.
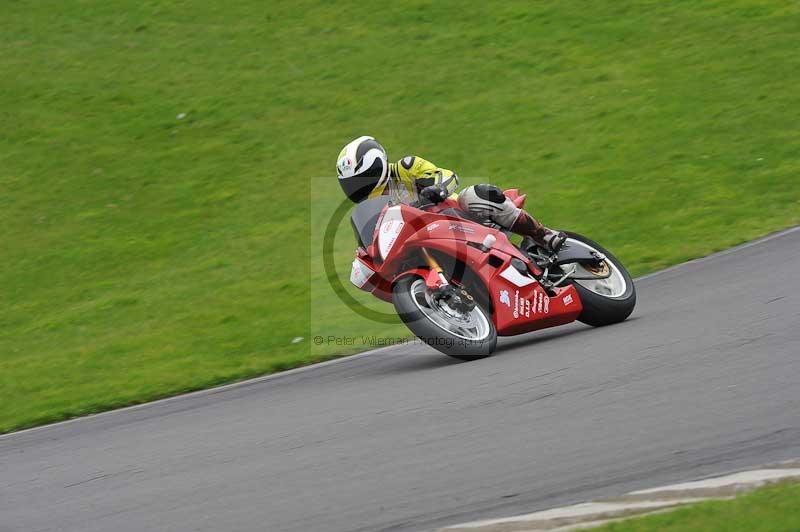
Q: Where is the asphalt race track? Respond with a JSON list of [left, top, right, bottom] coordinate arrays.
[[2, 227, 799, 532]]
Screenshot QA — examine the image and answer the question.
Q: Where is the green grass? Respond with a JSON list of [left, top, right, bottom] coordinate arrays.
[[591, 481, 800, 531], [2, 1, 799, 433]]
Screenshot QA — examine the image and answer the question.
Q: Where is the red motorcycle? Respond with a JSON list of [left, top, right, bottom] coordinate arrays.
[[349, 188, 636, 359]]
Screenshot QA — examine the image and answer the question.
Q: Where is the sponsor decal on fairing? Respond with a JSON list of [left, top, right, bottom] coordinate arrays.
[[512, 290, 550, 319], [498, 265, 536, 287], [447, 222, 476, 234], [499, 290, 511, 307], [350, 258, 375, 288], [378, 206, 405, 259]]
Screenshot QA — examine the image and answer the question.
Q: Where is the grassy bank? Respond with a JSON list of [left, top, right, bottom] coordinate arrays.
[[2, 1, 799, 432], [594, 481, 800, 531]]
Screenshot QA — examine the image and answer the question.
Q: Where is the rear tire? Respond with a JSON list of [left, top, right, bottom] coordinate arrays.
[[393, 276, 497, 360], [565, 233, 636, 327]]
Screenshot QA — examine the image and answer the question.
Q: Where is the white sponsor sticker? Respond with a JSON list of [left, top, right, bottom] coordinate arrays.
[[499, 265, 536, 287], [500, 290, 511, 307], [350, 258, 375, 288], [564, 294, 573, 306], [378, 206, 405, 259]]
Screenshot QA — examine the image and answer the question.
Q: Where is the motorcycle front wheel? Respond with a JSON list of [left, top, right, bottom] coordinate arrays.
[[393, 276, 497, 360]]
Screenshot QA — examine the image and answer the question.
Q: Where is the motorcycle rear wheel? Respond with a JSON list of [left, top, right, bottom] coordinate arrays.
[[393, 275, 497, 360], [564, 232, 636, 326]]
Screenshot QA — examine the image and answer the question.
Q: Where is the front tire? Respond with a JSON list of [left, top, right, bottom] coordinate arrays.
[[393, 276, 497, 360], [565, 232, 636, 327]]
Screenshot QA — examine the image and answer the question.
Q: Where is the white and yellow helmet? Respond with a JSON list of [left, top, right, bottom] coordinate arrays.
[[336, 135, 388, 203]]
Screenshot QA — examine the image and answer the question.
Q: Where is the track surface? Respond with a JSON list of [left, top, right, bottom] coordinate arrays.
[[2, 228, 800, 532]]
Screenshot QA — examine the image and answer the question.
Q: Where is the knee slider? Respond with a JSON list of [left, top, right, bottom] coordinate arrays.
[[474, 184, 506, 204]]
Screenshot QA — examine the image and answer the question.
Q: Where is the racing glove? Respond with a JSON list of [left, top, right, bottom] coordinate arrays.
[[418, 185, 448, 205]]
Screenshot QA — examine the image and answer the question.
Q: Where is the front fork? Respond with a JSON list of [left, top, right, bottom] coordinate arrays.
[[419, 247, 476, 313], [420, 247, 449, 289]]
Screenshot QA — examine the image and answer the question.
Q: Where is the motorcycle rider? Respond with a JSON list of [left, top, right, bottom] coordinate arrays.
[[336, 135, 566, 251]]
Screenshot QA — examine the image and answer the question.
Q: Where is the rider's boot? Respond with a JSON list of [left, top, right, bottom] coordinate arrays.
[[512, 211, 567, 253]]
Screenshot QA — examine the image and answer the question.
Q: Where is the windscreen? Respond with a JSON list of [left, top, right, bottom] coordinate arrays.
[[350, 196, 393, 248]]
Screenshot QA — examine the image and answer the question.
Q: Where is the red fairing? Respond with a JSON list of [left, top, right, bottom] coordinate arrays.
[[489, 277, 582, 336], [349, 194, 583, 335]]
